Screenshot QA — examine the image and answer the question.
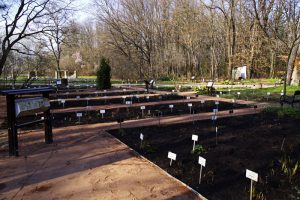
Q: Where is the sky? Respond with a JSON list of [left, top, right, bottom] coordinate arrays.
[[72, 0, 95, 22]]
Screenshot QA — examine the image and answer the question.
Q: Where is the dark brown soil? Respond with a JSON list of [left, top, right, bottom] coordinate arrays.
[[50, 94, 183, 109], [109, 113, 300, 200], [50, 100, 248, 127]]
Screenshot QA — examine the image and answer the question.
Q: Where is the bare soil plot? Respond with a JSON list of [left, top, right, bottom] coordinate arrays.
[[109, 113, 300, 200]]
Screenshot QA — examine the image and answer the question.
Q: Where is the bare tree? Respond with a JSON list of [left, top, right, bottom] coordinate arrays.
[[0, 0, 71, 77]]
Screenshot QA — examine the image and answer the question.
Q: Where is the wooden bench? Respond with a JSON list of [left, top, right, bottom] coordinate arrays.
[[280, 90, 300, 107]]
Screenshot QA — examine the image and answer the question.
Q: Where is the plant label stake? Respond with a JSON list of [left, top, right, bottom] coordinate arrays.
[[146, 96, 150, 101], [228, 89, 231, 94], [213, 109, 218, 115], [122, 96, 126, 104], [212, 115, 217, 126], [76, 113, 82, 123], [216, 94, 220, 98], [86, 98, 90, 107], [169, 104, 174, 112], [136, 95, 140, 102], [61, 99, 66, 108], [237, 92, 241, 98], [192, 134, 198, 152], [76, 95, 80, 99], [188, 103, 193, 114], [246, 169, 258, 200], [220, 91, 223, 95], [215, 101, 219, 109], [215, 126, 218, 145], [168, 152, 176, 166], [141, 106, 145, 117], [172, 89, 175, 93], [267, 92, 271, 101], [100, 110, 105, 119], [198, 156, 206, 184], [187, 96, 190, 100], [140, 133, 144, 149]]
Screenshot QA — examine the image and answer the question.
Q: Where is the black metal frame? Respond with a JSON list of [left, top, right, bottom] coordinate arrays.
[[0, 87, 54, 156]]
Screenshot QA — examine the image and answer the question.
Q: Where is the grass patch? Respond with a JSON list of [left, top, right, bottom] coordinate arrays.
[[263, 107, 300, 118]]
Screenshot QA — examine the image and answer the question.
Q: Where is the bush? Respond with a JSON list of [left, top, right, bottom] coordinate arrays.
[[96, 57, 111, 89]]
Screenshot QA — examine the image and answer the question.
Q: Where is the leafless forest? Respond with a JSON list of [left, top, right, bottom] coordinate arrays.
[[1, 0, 299, 82]]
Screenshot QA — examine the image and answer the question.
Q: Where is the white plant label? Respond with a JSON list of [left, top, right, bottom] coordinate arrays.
[[188, 103, 192, 107], [220, 92, 223, 95], [122, 96, 126, 99], [246, 169, 258, 182], [77, 113, 82, 117], [57, 80, 62, 85], [104, 90, 107, 92], [198, 156, 206, 167], [61, 99, 66, 104], [168, 152, 176, 160], [126, 101, 132, 105], [100, 110, 105, 114], [76, 96, 80, 99], [141, 106, 146, 110], [232, 99, 236, 103], [123, 89, 126, 91], [192, 135, 198, 141], [169, 104, 174, 108], [215, 101, 219, 105], [187, 96, 190, 99], [140, 133, 144, 141], [41, 117, 45, 120], [213, 109, 218, 113], [216, 95, 220, 98], [267, 92, 271, 96], [201, 100, 205, 104], [212, 115, 217, 120], [172, 90, 175, 93], [237, 92, 241, 95], [146, 96, 150, 99]]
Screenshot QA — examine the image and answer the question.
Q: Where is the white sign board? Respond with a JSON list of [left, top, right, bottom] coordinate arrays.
[[76, 113, 82, 117], [198, 156, 206, 167], [246, 169, 258, 182], [100, 110, 105, 114], [56, 80, 62, 85], [15, 97, 50, 117], [192, 135, 198, 141], [188, 103, 193, 107], [215, 101, 219, 105], [169, 104, 174, 108], [125, 101, 132, 105], [207, 81, 213, 87], [168, 152, 176, 160], [141, 106, 146, 110]]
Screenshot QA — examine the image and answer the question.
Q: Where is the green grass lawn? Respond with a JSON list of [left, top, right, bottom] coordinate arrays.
[[217, 86, 300, 102]]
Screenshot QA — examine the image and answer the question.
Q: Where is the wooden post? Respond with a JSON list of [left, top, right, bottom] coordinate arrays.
[[43, 93, 53, 144], [6, 95, 18, 156]]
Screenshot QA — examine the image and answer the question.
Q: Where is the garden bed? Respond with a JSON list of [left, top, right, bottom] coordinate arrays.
[[108, 113, 300, 200]]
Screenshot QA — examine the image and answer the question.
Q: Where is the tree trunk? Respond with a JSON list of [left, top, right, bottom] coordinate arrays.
[[286, 44, 298, 85]]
